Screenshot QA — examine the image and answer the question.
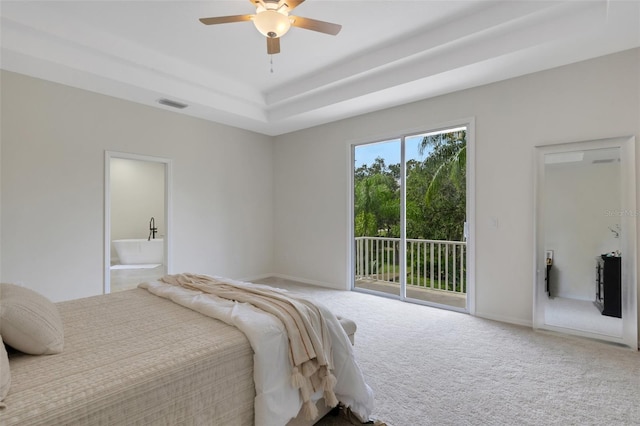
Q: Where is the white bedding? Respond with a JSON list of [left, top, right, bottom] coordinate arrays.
[[139, 277, 374, 426]]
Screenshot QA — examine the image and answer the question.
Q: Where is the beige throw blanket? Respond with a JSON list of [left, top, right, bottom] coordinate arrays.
[[159, 273, 338, 419]]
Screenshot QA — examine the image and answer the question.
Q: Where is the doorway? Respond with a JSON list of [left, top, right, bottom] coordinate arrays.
[[351, 124, 473, 312], [104, 151, 172, 294]]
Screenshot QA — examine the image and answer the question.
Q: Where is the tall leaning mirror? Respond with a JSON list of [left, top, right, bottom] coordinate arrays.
[[534, 136, 637, 349]]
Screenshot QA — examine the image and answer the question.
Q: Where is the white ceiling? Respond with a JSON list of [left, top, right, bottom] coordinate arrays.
[[1, 0, 639, 136]]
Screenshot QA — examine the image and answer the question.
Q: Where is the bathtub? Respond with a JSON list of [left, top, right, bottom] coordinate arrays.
[[112, 238, 164, 265]]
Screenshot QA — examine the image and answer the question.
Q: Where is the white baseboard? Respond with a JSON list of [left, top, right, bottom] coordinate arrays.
[[474, 311, 533, 328], [267, 273, 348, 291], [237, 273, 274, 283]]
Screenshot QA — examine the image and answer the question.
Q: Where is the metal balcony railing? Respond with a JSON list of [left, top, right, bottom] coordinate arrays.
[[355, 237, 466, 294]]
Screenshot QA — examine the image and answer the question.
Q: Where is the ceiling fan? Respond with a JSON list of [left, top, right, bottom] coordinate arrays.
[[199, 0, 342, 54]]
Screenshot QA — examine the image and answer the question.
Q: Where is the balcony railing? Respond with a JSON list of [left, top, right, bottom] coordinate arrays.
[[355, 237, 467, 295]]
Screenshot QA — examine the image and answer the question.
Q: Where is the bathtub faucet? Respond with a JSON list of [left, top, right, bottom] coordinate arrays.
[[148, 217, 157, 241]]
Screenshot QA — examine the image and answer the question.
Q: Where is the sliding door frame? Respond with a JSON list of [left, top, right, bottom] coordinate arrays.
[[347, 118, 476, 314]]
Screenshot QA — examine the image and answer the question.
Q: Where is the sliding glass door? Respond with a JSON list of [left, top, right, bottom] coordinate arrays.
[[352, 128, 468, 310], [353, 138, 402, 297]]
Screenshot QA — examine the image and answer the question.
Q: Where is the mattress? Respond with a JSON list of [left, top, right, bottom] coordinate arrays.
[[2, 288, 255, 425]]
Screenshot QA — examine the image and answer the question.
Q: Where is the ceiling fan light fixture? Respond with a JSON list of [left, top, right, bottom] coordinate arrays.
[[199, 1, 341, 55], [253, 10, 291, 38]]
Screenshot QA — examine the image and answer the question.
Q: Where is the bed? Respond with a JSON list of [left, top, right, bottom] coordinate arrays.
[[0, 276, 373, 426]]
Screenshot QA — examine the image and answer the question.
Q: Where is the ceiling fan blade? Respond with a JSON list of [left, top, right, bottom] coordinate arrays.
[[290, 16, 341, 35], [249, 0, 303, 12], [281, 0, 305, 12], [199, 15, 254, 25], [267, 37, 281, 54]]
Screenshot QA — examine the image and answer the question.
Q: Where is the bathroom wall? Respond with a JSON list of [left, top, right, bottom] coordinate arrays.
[[110, 157, 165, 239]]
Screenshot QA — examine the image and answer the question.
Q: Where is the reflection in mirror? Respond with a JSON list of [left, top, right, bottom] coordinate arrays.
[[534, 137, 637, 349], [543, 147, 622, 336]]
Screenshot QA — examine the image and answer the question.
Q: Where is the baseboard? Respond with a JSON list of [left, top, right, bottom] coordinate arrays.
[[267, 273, 348, 291], [237, 273, 346, 291], [474, 311, 532, 328], [237, 273, 275, 283]]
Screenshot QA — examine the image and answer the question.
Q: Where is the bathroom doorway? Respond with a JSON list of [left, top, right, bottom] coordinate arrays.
[[104, 151, 172, 293]]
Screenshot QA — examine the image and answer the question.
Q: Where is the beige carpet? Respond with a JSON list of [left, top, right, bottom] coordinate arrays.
[[257, 277, 640, 426]]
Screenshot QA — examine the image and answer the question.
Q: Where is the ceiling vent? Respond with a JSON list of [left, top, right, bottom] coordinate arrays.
[[545, 151, 584, 164], [157, 98, 188, 109]]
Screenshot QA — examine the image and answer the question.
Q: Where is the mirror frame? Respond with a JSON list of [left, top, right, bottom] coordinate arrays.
[[533, 136, 637, 349]]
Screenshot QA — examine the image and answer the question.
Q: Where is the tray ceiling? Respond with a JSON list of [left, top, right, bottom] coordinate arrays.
[[1, 1, 639, 135]]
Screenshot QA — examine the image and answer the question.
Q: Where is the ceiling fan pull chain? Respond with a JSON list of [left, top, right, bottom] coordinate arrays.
[[270, 55, 274, 73]]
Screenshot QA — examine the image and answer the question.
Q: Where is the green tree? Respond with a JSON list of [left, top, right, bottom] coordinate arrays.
[[354, 130, 466, 242], [419, 130, 466, 206], [354, 157, 400, 237]]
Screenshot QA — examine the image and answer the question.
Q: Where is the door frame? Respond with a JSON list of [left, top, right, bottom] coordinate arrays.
[[347, 118, 476, 314], [104, 151, 173, 294]]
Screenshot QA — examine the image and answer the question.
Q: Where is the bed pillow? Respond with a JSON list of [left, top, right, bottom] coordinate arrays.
[[0, 283, 64, 355], [1, 335, 10, 404]]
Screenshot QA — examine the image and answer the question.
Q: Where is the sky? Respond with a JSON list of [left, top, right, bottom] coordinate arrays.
[[354, 135, 430, 168], [354, 127, 466, 168]]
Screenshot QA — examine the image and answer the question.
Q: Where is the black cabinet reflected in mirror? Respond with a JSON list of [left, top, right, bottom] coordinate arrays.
[[595, 255, 621, 318]]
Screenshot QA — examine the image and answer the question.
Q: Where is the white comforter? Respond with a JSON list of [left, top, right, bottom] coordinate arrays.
[[139, 277, 374, 426]]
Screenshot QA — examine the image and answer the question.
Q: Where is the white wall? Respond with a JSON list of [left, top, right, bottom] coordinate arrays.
[[273, 48, 640, 328], [0, 70, 3, 281], [1, 49, 638, 333], [0, 71, 275, 302], [545, 160, 621, 300]]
